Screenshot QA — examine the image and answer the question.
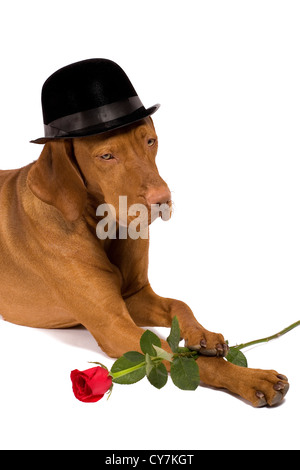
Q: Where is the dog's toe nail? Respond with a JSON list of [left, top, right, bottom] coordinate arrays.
[[255, 390, 267, 407], [270, 391, 285, 406], [281, 382, 290, 398], [277, 374, 288, 381], [200, 339, 207, 348], [274, 382, 285, 391]]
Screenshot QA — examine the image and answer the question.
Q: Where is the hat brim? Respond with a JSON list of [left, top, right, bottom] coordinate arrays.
[[30, 104, 160, 144]]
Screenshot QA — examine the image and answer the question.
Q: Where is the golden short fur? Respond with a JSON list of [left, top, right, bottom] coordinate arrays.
[[0, 118, 289, 406]]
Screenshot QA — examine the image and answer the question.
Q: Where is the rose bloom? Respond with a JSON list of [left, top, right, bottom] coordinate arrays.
[[71, 366, 112, 403]]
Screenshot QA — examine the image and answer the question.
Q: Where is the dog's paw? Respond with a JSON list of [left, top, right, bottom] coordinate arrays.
[[241, 371, 289, 407], [184, 327, 228, 357]]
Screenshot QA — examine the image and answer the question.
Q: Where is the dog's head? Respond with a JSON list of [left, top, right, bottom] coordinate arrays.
[[27, 117, 172, 227]]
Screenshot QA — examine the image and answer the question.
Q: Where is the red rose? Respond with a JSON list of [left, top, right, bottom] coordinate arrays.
[[71, 366, 112, 403]]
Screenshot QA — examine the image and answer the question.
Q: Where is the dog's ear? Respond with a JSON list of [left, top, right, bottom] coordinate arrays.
[[27, 140, 87, 222]]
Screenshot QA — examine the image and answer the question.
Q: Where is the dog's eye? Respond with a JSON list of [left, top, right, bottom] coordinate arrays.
[[100, 154, 114, 160], [147, 138, 156, 147]]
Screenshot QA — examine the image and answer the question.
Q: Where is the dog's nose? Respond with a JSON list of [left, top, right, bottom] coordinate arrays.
[[145, 187, 171, 207]]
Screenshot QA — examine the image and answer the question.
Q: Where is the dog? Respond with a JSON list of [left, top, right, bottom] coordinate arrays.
[[0, 116, 289, 407]]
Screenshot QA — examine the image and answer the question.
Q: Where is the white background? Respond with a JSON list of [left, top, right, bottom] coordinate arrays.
[[0, 0, 299, 450]]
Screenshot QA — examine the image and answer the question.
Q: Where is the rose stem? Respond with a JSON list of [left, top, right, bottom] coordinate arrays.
[[231, 320, 300, 351]]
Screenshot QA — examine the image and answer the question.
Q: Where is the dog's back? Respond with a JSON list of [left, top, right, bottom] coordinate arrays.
[[0, 167, 26, 252], [0, 165, 78, 328], [0, 166, 38, 324]]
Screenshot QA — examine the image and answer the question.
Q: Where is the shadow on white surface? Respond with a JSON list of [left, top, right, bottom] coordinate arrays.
[[36, 324, 101, 355]]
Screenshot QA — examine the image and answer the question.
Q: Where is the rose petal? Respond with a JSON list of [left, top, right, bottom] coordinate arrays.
[[71, 367, 112, 403]]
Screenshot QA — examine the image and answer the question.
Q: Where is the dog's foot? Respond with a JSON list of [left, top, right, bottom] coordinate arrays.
[[184, 327, 228, 357], [197, 357, 290, 407], [234, 370, 290, 407], [251, 373, 289, 407]]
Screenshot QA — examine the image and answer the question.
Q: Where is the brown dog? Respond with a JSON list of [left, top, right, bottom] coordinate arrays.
[[0, 117, 289, 406]]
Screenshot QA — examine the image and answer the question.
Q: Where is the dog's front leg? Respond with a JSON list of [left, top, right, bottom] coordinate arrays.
[[70, 270, 288, 406], [62, 267, 172, 359], [196, 356, 289, 407], [109, 238, 227, 356], [124, 284, 228, 357], [125, 286, 289, 406]]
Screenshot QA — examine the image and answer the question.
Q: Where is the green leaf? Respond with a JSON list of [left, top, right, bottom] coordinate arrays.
[[152, 345, 173, 362], [145, 353, 155, 376], [226, 348, 248, 368], [123, 351, 145, 362], [167, 316, 181, 353], [147, 362, 168, 389], [170, 357, 200, 391], [140, 329, 161, 356], [145, 354, 168, 389], [111, 355, 146, 384], [176, 347, 190, 353]]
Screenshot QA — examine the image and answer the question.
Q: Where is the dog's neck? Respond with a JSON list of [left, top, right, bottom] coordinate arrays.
[[83, 192, 104, 232], [82, 192, 119, 251]]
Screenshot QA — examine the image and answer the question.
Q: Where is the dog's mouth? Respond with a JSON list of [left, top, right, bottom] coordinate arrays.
[[115, 196, 173, 226], [96, 197, 173, 240], [148, 201, 173, 224], [118, 207, 171, 228]]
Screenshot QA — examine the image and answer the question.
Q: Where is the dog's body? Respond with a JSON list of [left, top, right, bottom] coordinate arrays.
[[0, 164, 86, 329], [0, 118, 289, 406]]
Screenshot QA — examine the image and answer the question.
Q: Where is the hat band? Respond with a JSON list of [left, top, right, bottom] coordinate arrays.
[[44, 95, 143, 138]]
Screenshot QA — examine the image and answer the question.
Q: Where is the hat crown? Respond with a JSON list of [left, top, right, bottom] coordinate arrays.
[[31, 58, 160, 143], [42, 59, 138, 125]]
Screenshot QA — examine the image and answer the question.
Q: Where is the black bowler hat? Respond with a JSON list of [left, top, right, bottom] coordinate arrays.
[[31, 59, 160, 144]]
